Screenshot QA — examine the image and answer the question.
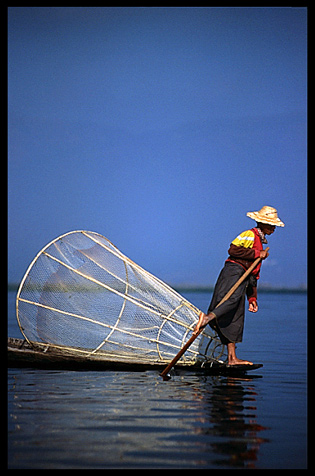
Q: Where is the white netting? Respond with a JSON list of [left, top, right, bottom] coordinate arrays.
[[16, 231, 226, 364]]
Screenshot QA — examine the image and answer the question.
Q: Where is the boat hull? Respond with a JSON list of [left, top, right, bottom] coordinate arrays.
[[8, 337, 262, 375]]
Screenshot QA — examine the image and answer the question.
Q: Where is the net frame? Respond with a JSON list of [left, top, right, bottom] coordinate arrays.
[[16, 230, 227, 365]]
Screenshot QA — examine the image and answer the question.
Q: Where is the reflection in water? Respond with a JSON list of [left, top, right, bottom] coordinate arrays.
[[8, 369, 269, 469], [192, 376, 269, 468]]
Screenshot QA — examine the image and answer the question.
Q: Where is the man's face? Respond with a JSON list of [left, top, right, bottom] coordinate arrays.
[[261, 224, 276, 235]]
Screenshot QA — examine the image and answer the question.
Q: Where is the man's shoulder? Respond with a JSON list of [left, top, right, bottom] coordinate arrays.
[[238, 228, 255, 237], [231, 229, 255, 248]]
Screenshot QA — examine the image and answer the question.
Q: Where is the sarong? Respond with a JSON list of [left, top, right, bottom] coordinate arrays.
[[207, 261, 249, 344]]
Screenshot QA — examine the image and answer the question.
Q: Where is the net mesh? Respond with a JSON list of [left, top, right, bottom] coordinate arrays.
[[16, 231, 227, 365]]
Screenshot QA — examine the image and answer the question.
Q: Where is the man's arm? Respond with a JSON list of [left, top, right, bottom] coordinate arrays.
[[246, 276, 258, 312], [228, 243, 260, 260], [228, 244, 269, 261]]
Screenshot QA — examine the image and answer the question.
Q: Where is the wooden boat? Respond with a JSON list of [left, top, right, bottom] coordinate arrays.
[[8, 337, 262, 376]]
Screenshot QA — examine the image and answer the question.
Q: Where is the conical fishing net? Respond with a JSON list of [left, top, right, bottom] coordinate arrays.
[[16, 231, 227, 365]]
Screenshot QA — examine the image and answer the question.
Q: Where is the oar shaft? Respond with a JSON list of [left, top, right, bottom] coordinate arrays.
[[159, 329, 203, 380], [160, 248, 269, 380]]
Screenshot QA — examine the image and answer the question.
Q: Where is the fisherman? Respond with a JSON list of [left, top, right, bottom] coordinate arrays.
[[194, 206, 284, 366]]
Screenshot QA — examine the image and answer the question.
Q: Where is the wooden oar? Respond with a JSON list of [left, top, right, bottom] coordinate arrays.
[[160, 247, 269, 380]]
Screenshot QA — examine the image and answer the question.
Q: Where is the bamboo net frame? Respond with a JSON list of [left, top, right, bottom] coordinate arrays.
[[16, 231, 227, 365]]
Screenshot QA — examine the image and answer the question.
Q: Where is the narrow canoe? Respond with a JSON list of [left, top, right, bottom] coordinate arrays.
[[8, 337, 262, 375]]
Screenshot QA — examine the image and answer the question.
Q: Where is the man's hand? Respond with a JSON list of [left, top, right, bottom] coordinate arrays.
[[248, 300, 258, 313], [260, 249, 269, 260]]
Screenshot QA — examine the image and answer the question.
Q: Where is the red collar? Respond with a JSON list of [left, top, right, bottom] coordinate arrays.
[[253, 227, 268, 244]]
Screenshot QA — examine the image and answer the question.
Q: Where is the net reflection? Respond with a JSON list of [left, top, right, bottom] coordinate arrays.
[[9, 368, 270, 469]]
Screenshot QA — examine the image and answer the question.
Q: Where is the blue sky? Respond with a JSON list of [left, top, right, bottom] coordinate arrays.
[[8, 7, 307, 288]]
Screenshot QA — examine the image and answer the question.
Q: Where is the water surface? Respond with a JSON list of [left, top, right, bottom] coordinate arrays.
[[8, 290, 307, 468]]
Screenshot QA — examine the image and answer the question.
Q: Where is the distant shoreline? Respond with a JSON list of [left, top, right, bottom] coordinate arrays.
[[174, 286, 307, 295], [8, 282, 307, 294]]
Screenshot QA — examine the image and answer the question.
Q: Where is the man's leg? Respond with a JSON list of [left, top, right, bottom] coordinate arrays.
[[227, 342, 253, 365], [194, 318, 253, 365]]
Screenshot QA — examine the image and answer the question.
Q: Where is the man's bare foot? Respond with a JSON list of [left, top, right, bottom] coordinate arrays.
[[193, 312, 216, 334], [228, 357, 253, 366]]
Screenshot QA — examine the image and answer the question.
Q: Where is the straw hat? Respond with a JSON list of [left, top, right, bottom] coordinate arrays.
[[246, 206, 285, 227]]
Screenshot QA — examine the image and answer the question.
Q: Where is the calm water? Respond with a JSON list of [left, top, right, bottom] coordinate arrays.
[[8, 289, 307, 469]]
